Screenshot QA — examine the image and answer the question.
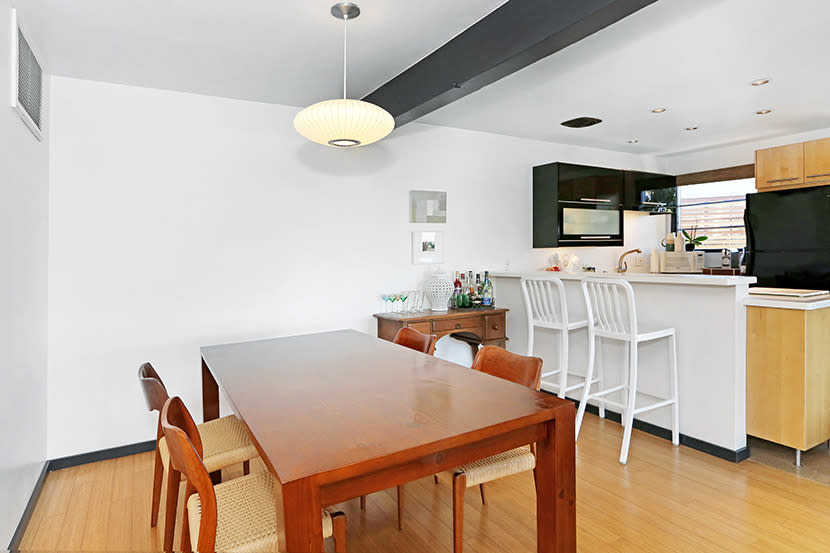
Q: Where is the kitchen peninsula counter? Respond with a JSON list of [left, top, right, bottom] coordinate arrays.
[[492, 271, 756, 461]]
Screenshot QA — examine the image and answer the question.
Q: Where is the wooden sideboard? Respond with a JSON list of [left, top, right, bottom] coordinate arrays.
[[374, 308, 508, 348]]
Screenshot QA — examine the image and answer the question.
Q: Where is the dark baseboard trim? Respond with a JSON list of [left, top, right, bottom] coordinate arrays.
[[545, 391, 751, 463], [7, 462, 49, 552], [8, 440, 156, 552], [49, 439, 155, 471]]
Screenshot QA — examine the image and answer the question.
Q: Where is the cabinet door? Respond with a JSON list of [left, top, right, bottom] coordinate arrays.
[[805, 137, 830, 186], [755, 143, 804, 190], [557, 163, 622, 204], [623, 171, 677, 210]]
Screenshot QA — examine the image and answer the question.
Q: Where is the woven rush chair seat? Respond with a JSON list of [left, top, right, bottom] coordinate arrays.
[[438, 446, 535, 487], [187, 470, 336, 553], [159, 414, 259, 474], [138, 362, 261, 552], [434, 346, 543, 553]]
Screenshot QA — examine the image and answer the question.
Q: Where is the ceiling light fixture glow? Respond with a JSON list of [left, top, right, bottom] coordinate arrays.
[[651, 108, 666, 113], [751, 78, 770, 86], [294, 3, 394, 148], [755, 109, 772, 115]]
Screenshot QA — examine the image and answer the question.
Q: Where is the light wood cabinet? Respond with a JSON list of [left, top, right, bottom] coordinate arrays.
[[804, 137, 830, 186], [755, 137, 830, 192], [746, 306, 830, 451], [755, 143, 804, 190]]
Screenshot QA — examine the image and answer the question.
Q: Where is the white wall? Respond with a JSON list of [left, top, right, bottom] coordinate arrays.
[[46, 76, 656, 458], [656, 126, 830, 175], [0, 4, 50, 546]]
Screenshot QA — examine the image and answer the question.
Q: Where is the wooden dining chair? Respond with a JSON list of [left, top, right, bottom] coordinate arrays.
[[393, 326, 438, 355], [161, 396, 347, 553], [138, 362, 259, 551], [358, 327, 438, 529], [434, 346, 543, 553]]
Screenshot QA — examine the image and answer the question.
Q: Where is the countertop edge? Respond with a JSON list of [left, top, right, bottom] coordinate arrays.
[[744, 297, 830, 311], [491, 271, 756, 287]]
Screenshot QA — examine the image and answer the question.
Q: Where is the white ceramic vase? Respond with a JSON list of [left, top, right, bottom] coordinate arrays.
[[424, 273, 454, 311]]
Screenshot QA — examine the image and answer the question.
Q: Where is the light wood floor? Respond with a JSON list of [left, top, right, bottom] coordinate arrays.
[[18, 414, 830, 553]]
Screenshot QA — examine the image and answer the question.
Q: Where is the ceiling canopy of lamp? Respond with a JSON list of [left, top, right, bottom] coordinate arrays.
[[294, 3, 394, 148]]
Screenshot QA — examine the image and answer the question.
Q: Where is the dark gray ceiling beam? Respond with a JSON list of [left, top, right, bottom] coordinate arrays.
[[362, 0, 658, 127]]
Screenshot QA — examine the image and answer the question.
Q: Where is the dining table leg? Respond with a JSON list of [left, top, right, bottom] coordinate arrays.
[[535, 405, 577, 553], [201, 357, 220, 422], [282, 478, 324, 552]]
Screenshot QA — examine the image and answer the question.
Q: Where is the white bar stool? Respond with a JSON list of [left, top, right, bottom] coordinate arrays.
[[575, 277, 679, 464], [520, 276, 591, 399]]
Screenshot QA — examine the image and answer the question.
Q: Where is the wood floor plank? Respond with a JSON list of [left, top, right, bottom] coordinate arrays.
[[19, 414, 830, 553]]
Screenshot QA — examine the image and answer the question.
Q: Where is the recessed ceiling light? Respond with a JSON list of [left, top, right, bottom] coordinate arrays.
[[628, 139, 639, 143], [755, 109, 772, 115], [685, 126, 699, 131], [651, 108, 667, 113], [751, 78, 770, 86]]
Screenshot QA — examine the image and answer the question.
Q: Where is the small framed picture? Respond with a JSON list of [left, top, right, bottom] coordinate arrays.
[[409, 190, 447, 223], [411, 231, 444, 264]]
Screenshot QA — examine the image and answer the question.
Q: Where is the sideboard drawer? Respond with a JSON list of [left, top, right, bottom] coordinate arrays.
[[405, 321, 432, 334], [485, 313, 506, 340], [433, 317, 483, 333]]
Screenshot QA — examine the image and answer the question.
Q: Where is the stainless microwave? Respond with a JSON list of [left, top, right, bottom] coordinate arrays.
[[557, 200, 624, 246]]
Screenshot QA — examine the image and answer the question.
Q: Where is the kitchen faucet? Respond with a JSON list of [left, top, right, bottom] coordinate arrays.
[[617, 248, 642, 273]]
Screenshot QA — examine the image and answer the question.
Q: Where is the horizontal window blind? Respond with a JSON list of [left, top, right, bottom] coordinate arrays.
[[678, 195, 746, 250]]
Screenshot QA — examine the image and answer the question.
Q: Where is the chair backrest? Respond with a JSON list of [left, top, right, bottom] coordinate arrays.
[[520, 277, 568, 330], [138, 362, 170, 413], [472, 346, 543, 391], [581, 277, 637, 338], [393, 327, 437, 355], [161, 396, 217, 552]]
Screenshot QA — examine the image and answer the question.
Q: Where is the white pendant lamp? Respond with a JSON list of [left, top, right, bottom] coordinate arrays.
[[294, 3, 394, 148]]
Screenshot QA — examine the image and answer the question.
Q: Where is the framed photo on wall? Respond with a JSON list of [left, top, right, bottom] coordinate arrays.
[[411, 230, 444, 264], [409, 191, 447, 223]]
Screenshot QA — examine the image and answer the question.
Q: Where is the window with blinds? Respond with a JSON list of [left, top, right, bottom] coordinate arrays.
[[10, 9, 43, 140], [677, 178, 756, 250]]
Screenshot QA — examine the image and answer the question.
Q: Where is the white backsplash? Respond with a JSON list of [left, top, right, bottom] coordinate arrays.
[[524, 211, 672, 274]]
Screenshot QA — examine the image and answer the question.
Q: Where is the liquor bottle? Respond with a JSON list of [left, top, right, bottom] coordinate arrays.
[[452, 271, 462, 308], [481, 276, 494, 307], [475, 273, 482, 295]]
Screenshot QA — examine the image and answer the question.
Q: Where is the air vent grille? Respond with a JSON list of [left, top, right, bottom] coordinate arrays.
[[561, 117, 602, 128], [10, 9, 43, 140], [17, 29, 42, 130]]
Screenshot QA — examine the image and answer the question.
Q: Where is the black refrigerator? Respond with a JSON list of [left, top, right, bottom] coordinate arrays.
[[744, 185, 830, 289]]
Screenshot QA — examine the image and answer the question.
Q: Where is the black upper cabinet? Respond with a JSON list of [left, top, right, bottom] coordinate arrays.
[[623, 170, 677, 211], [533, 162, 624, 248], [557, 163, 623, 204], [533, 162, 677, 248]]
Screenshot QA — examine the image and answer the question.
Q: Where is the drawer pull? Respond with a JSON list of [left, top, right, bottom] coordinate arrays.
[[492, 324, 500, 330], [766, 177, 799, 183], [455, 323, 461, 329], [579, 197, 612, 203], [807, 172, 830, 179]]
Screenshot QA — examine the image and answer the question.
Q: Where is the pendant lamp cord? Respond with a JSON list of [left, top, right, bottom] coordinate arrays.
[[342, 15, 348, 100]]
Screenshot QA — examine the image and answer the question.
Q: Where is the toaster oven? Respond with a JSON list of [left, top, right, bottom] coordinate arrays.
[[660, 251, 705, 273]]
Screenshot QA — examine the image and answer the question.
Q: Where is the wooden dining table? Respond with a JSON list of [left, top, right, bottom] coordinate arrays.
[[200, 329, 576, 553]]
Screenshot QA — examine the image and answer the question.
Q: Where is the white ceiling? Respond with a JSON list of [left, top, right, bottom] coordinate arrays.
[[16, 0, 830, 157], [420, 0, 830, 155], [15, 0, 508, 107]]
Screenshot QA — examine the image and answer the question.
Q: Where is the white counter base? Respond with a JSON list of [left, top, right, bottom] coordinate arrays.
[[493, 272, 754, 458]]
